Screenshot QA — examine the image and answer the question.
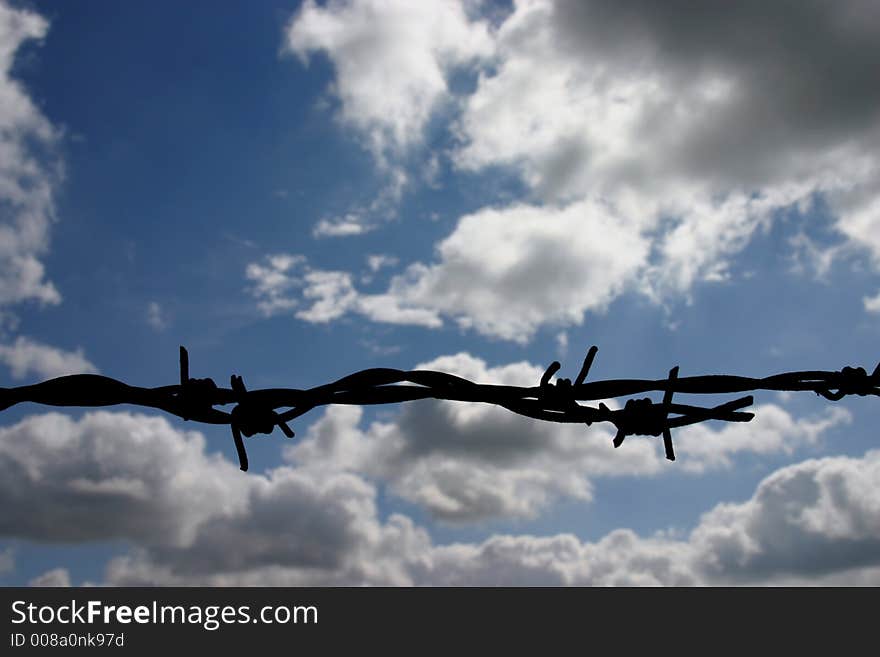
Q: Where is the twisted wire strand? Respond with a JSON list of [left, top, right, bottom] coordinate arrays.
[[0, 345, 876, 471]]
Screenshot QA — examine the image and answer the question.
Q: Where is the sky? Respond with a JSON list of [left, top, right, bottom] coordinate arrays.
[[1, 0, 880, 586]]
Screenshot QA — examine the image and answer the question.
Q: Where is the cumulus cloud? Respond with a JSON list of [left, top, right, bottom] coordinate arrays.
[[0, 336, 97, 380], [407, 450, 880, 585], [0, 1, 62, 307], [379, 200, 650, 341], [0, 405, 873, 585], [451, 0, 880, 297], [285, 352, 847, 522], [101, 439, 880, 585], [249, 199, 650, 342], [284, 0, 493, 163], [456, 1, 880, 192], [690, 451, 880, 583], [0, 411, 245, 544], [0, 410, 429, 585], [285, 0, 486, 230], [247, 190, 815, 340]]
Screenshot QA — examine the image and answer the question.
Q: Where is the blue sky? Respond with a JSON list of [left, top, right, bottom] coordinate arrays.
[[1, 0, 880, 586]]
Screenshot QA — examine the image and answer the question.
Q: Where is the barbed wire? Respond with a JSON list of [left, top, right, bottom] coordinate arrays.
[[1, 345, 877, 471]]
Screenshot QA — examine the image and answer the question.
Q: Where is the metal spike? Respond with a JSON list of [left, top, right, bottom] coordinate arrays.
[[541, 361, 561, 387], [574, 346, 599, 386], [179, 346, 189, 385]]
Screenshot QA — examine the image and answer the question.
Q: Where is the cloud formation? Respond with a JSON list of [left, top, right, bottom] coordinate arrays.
[[411, 443, 880, 586], [452, 0, 880, 300], [0, 405, 871, 585], [0, 409, 430, 585], [114, 449, 880, 586], [269, 0, 880, 341], [246, 253, 442, 327], [0, 412, 244, 545], [248, 197, 650, 342], [0, 336, 98, 380], [146, 301, 167, 331], [0, 1, 62, 307], [387, 201, 650, 341], [285, 0, 493, 163], [312, 213, 375, 238]]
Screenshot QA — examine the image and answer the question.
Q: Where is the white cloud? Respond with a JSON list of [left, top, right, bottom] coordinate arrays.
[[28, 567, 70, 587], [834, 190, 880, 265], [366, 254, 398, 273], [555, 330, 568, 356], [0, 336, 97, 380], [380, 200, 650, 341], [312, 166, 409, 237], [285, 0, 493, 163], [787, 231, 845, 281], [0, 1, 62, 307], [290, 189, 821, 342], [295, 269, 359, 322], [245, 253, 442, 327], [147, 301, 167, 331], [864, 291, 880, 314], [250, 199, 650, 342], [245, 254, 305, 316], [354, 292, 443, 327], [312, 213, 375, 238], [675, 404, 852, 474], [295, 268, 444, 326]]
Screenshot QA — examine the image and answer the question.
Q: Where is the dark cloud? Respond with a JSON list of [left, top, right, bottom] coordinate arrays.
[[498, 0, 880, 190], [0, 412, 243, 544]]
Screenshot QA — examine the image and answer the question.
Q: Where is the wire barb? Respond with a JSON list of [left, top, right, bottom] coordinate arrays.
[[816, 365, 880, 401], [228, 373, 295, 471], [574, 346, 599, 386], [661, 367, 678, 461]]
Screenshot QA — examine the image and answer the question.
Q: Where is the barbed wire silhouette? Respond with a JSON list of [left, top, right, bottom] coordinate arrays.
[[1, 345, 877, 471]]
